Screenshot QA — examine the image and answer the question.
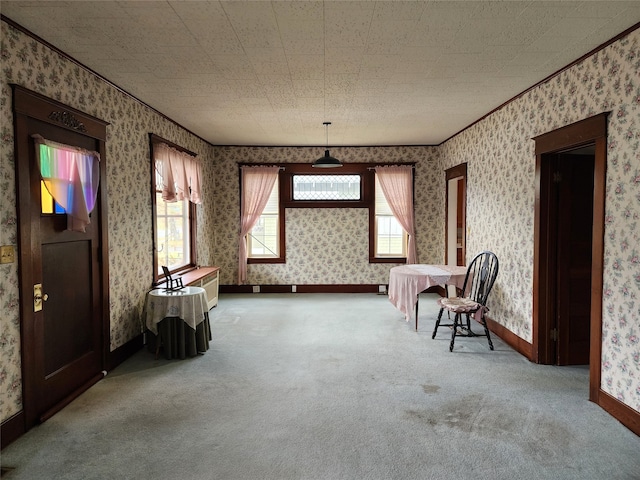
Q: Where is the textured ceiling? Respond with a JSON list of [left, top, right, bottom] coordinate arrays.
[[2, 1, 639, 146]]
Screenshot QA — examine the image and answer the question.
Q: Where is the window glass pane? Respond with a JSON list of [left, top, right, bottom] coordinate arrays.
[[375, 174, 407, 257], [293, 174, 360, 200], [41, 180, 66, 214], [41, 181, 53, 214], [248, 179, 279, 257], [376, 215, 405, 256], [156, 192, 190, 274]]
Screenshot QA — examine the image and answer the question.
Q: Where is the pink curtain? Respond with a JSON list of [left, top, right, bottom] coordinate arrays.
[[374, 165, 418, 264], [155, 143, 202, 204], [238, 166, 279, 284], [33, 135, 100, 233]]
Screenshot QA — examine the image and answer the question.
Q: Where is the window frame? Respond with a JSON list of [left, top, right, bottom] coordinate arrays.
[[246, 176, 282, 262], [369, 167, 414, 264], [150, 134, 198, 285], [240, 162, 414, 265]]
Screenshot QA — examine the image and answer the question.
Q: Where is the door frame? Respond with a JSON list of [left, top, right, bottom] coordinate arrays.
[[12, 85, 110, 429], [445, 163, 467, 266], [532, 112, 607, 402]]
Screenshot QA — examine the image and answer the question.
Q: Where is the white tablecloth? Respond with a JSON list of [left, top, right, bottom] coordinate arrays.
[[388, 264, 467, 322], [145, 286, 208, 335]]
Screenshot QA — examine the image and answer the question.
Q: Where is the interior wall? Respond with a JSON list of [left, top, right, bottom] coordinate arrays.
[[439, 28, 639, 413], [0, 21, 216, 422], [211, 145, 443, 286], [1, 19, 637, 425]]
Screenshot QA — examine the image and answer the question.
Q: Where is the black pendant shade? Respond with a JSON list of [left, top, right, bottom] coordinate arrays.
[[312, 122, 343, 168]]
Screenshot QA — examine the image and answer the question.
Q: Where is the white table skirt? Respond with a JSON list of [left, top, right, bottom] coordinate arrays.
[[145, 286, 208, 335]]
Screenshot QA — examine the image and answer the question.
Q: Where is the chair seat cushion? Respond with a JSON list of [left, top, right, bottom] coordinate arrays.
[[437, 296, 481, 313]]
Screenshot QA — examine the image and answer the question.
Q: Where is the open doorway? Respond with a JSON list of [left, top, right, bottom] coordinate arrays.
[[533, 113, 607, 401], [544, 146, 595, 365], [445, 163, 466, 267]]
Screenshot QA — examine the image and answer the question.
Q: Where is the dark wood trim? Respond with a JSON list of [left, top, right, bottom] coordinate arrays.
[[259, 285, 295, 293], [107, 334, 144, 372], [247, 256, 286, 265], [12, 84, 110, 433], [149, 133, 197, 157], [220, 284, 255, 294], [98, 130, 110, 379], [296, 284, 379, 293], [369, 257, 407, 264], [596, 390, 640, 436], [590, 137, 607, 403], [1, 412, 25, 450], [220, 284, 380, 294], [533, 115, 609, 154], [445, 163, 467, 265], [441, 23, 640, 146], [39, 372, 104, 423], [532, 113, 607, 399], [149, 134, 199, 285], [485, 317, 534, 361], [280, 163, 371, 208], [12, 85, 108, 140]]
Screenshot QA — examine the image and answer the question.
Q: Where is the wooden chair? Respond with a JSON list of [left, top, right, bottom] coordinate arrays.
[[432, 251, 499, 351]]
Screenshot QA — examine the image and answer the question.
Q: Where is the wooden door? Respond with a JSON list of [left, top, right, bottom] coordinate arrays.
[[555, 153, 594, 365], [13, 86, 109, 428]]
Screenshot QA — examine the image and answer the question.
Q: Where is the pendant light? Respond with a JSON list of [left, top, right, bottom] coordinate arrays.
[[312, 122, 343, 168]]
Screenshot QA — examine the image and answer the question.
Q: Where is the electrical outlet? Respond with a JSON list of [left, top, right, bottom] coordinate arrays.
[[0, 245, 15, 264], [292, 285, 297, 293], [252, 285, 260, 293]]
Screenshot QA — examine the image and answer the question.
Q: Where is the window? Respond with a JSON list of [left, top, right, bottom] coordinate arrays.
[[292, 174, 360, 200], [41, 180, 66, 214], [150, 134, 200, 284], [155, 178, 192, 273], [374, 175, 407, 258], [248, 177, 280, 258], [240, 162, 414, 266]]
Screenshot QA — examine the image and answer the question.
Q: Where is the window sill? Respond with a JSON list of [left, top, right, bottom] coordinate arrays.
[[247, 257, 285, 264], [369, 257, 407, 264]]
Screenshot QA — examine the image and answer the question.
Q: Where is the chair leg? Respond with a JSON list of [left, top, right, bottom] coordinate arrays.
[[482, 316, 494, 350], [449, 313, 459, 352], [432, 307, 444, 339]]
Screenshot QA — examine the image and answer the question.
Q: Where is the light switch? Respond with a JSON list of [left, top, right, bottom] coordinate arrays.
[[0, 245, 15, 264]]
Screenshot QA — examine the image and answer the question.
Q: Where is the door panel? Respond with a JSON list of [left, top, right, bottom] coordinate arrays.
[[42, 241, 94, 377], [13, 84, 107, 429], [30, 120, 104, 420], [556, 153, 594, 365]]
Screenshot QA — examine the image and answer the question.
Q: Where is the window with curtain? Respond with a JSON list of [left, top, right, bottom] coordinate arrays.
[[33, 134, 100, 233], [238, 166, 281, 284], [150, 135, 202, 283], [372, 165, 417, 264], [375, 175, 408, 258], [248, 177, 280, 258]]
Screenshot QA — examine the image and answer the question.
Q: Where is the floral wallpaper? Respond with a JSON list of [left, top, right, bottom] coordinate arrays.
[[439, 29, 640, 410], [0, 21, 216, 421], [1, 19, 639, 425], [211, 145, 442, 286]]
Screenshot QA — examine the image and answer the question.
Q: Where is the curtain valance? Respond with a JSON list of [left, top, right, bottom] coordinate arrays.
[[154, 142, 202, 204], [33, 134, 100, 233]]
